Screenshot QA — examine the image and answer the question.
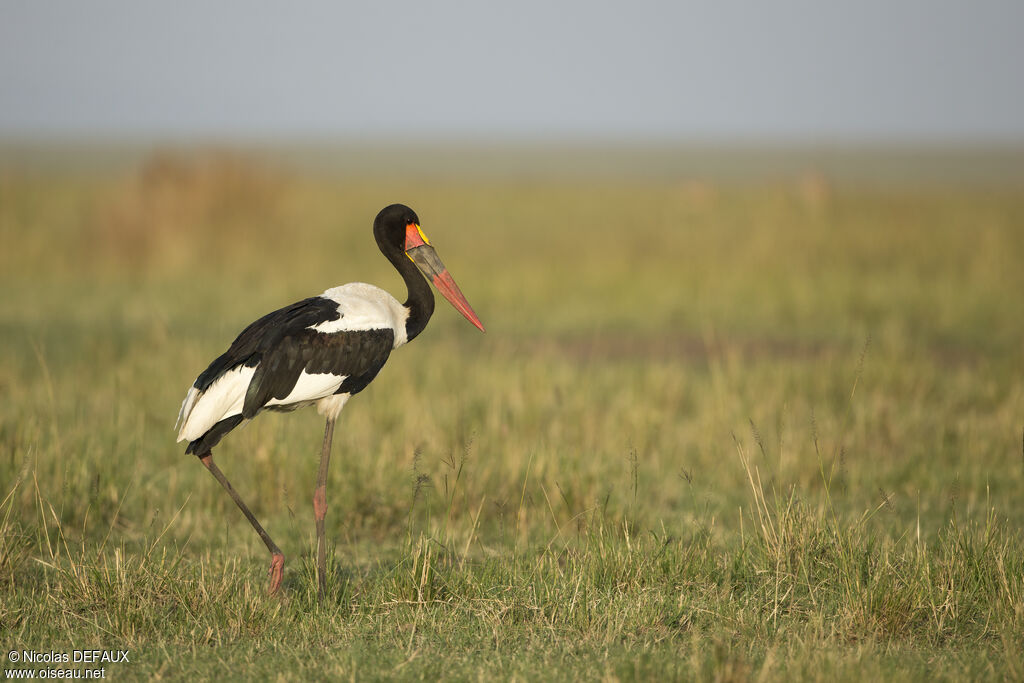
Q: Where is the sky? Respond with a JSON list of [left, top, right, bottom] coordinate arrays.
[[1, 0, 1023, 143]]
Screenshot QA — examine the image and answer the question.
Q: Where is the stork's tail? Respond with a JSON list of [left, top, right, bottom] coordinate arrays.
[[175, 385, 200, 441]]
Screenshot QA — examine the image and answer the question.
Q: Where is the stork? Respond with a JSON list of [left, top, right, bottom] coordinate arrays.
[[175, 204, 484, 599]]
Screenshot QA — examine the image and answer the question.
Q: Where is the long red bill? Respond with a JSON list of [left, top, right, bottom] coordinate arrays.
[[405, 237, 485, 332], [433, 269, 485, 332]]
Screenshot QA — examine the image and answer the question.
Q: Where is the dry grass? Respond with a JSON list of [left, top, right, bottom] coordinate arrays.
[[2, 149, 1023, 680]]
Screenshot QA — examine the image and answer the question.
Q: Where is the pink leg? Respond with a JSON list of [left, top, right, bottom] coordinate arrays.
[[314, 417, 336, 602], [200, 453, 285, 594]]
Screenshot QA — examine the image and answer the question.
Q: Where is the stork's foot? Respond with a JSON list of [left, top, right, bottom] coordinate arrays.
[[268, 553, 285, 594]]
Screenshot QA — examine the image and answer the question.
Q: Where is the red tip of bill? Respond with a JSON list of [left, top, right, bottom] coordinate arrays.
[[432, 270, 485, 332]]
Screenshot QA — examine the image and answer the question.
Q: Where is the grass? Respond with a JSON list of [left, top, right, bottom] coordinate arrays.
[[1, 149, 1023, 680]]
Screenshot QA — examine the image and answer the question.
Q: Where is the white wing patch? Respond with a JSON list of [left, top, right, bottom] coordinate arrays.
[[176, 367, 348, 443], [265, 370, 347, 408], [176, 365, 255, 443], [312, 282, 411, 347]]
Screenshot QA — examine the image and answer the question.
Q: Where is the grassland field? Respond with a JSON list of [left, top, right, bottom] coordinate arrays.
[[1, 147, 1023, 680]]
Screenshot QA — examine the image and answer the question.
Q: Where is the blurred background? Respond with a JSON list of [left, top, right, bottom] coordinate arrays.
[[2, 0, 1023, 573], [3, 4, 1024, 675], [3, 1, 1024, 162]]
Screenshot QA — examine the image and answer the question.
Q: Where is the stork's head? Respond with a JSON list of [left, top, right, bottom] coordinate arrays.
[[374, 204, 485, 332]]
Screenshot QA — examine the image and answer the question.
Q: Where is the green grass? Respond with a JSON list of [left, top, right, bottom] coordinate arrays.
[[2, 150, 1024, 680]]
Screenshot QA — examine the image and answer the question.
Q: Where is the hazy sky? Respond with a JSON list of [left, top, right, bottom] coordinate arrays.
[[1, 0, 1022, 142]]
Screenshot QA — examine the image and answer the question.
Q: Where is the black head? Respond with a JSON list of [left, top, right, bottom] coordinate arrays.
[[370, 203, 485, 333], [374, 203, 420, 252]]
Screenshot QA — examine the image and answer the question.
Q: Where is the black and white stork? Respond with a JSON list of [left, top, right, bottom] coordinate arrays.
[[176, 204, 484, 599]]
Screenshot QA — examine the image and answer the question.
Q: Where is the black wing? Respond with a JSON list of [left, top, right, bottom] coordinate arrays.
[[192, 296, 395, 419], [193, 296, 342, 392], [243, 326, 394, 417]]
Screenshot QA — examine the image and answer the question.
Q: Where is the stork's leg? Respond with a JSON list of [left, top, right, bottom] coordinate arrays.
[[313, 417, 337, 602], [199, 453, 285, 594]]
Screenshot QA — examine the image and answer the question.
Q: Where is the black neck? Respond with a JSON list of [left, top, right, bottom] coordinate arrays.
[[384, 242, 434, 342]]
